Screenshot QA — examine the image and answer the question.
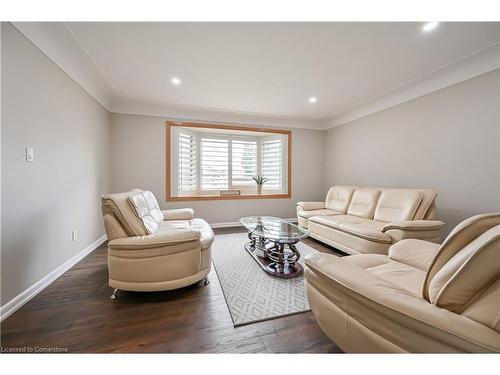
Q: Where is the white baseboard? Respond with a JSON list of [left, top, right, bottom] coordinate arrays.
[[0, 234, 107, 322], [210, 217, 298, 229]]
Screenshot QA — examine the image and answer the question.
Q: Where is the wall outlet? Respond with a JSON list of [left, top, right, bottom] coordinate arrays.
[[71, 230, 77, 242], [25, 147, 34, 162]]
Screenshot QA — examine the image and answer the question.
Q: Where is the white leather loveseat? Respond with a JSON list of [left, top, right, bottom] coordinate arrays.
[[101, 189, 214, 297], [297, 185, 443, 255]]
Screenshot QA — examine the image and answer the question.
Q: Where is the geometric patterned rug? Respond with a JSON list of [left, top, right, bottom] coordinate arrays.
[[212, 233, 319, 326]]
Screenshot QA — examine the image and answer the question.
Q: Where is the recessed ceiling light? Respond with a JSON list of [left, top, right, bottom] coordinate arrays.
[[309, 97, 317, 103], [171, 77, 181, 85], [422, 22, 439, 32]]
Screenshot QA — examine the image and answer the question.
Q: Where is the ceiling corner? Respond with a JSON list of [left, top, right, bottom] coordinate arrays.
[[11, 22, 114, 111], [325, 42, 500, 130]]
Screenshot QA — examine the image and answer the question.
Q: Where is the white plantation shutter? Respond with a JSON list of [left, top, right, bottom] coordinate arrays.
[[173, 127, 287, 196], [178, 132, 197, 193], [232, 139, 257, 186], [201, 137, 229, 190], [261, 138, 283, 191]]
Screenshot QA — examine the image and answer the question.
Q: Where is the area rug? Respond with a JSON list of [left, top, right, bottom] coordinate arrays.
[[211, 232, 319, 326]]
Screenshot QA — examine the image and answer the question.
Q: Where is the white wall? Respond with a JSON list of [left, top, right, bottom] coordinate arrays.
[[110, 113, 325, 224], [324, 70, 500, 235], [1, 23, 110, 305]]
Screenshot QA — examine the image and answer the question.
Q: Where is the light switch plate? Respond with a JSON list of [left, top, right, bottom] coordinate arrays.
[[25, 147, 34, 162]]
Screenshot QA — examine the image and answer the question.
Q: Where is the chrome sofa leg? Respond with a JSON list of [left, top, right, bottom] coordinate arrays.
[[203, 276, 210, 286], [110, 288, 119, 299]]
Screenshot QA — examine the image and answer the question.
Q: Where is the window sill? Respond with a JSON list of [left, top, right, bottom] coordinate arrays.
[[166, 193, 291, 202]]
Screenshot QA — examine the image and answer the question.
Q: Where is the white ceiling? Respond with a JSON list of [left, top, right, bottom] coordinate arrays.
[[62, 22, 499, 123]]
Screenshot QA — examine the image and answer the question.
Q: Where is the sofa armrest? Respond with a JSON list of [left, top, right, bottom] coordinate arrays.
[[382, 220, 444, 242], [163, 208, 194, 221], [388, 239, 441, 271], [297, 201, 325, 211], [382, 220, 444, 232], [108, 229, 200, 250], [305, 253, 500, 352]]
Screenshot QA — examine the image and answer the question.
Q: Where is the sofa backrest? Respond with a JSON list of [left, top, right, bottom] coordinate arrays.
[[373, 189, 423, 222], [102, 189, 168, 239], [325, 185, 438, 221], [413, 189, 438, 220], [101, 189, 148, 238], [325, 186, 356, 212], [427, 225, 500, 311], [128, 191, 160, 235], [422, 213, 500, 302], [142, 190, 164, 224], [102, 213, 128, 241], [460, 274, 500, 332], [346, 188, 381, 219]]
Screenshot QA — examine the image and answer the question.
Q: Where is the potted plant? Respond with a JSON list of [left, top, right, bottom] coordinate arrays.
[[252, 174, 268, 194]]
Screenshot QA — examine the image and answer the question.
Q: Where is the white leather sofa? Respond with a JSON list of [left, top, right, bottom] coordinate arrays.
[[304, 213, 500, 353], [101, 189, 213, 297], [297, 185, 444, 255]]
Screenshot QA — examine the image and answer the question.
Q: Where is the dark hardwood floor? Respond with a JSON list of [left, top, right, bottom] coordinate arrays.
[[0, 227, 343, 353]]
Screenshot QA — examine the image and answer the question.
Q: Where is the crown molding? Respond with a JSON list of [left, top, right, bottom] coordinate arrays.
[[11, 22, 114, 110], [326, 42, 500, 129], [10, 22, 323, 130], [10, 22, 499, 131], [110, 97, 326, 130]]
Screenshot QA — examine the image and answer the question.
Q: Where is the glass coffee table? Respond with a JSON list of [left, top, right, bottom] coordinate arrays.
[[240, 216, 308, 278]]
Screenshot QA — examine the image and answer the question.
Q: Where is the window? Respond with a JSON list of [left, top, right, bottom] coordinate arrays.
[[231, 139, 257, 186], [167, 122, 291, 201], [178, 132, 197, 193], [261, 138, 282, 190], [200, 137, 229, 190]]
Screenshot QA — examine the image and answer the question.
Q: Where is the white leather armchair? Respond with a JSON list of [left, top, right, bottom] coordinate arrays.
[[101, 189, 213, 298]]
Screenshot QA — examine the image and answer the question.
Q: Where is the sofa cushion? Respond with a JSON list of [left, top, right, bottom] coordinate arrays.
[[309, 215, 391, 244], [128, 192, 160, 235], [159, 218, 214, 250], [101, 189, 148, 237], [298, 208, 342, 219], [325, 185, 356, 212], [340, 253, 391, 269], [310, 215, 386, 231], [342, 254, 426, 296], [388, 239, 441, 271], [373, 189, 423, 223], [347, 188, 381, 219], [422, 213, 500, 302], [343, 254, 427, 297], [367, 261, 427, 297], [461, 278, 500, 332], [428, 225, 500, 312], [142, 190, 164, 224], [308, 221, 390, 255], [339, 222, 392, 244]]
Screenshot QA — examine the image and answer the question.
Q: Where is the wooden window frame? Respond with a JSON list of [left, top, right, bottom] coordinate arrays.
[[166, 121, 292, 201]]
